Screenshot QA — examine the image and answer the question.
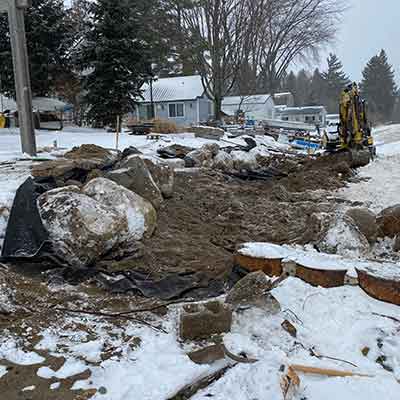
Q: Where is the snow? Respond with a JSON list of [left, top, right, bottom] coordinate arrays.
[[339, 124, 400, 212], [0, 365, 7, 378], [1, 125, 400, 398], [238, 242, 292, 259], [37, 358, 88, 379], [0, 338, 45, 365], [21, 385, 36, 392], [50, 382, 61, 390]]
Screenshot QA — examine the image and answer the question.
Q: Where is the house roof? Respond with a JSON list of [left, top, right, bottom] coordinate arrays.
[[273, 92, 293, 98], [0, 95, 67, 112], [222, 94, 272, 106], [140, 75, 205, 103], [277, 106, 326, 116]]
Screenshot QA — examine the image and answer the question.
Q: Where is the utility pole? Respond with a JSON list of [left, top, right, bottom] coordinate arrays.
[[0, 0, 36, 156]]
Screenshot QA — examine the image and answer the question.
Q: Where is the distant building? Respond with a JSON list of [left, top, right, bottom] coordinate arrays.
[[137, 75, 213, 126], [273, 92, 295, 107], [221, 94, 275, 121], [276, 106, 327, 127]]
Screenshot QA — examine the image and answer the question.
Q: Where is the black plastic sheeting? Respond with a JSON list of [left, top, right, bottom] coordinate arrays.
[[0, 177, 62, 266], [96, 270, 227, 301]]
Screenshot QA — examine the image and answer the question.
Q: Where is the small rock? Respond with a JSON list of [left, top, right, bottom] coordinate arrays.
[[281, 320, 297, 338], [143, 158, 174, 198], [345, 207, 377, 243], [226, 271, 281, 313], [107, 156, 163, 209], [179, 300, 232, 341], [377, 204, 400, 238], [187, 344, 225, 365], [361, 347, 370, 356], [98, 387, 107, 395]]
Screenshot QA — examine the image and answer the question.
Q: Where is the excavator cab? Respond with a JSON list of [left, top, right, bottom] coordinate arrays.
[[339, 83, 375, 155]]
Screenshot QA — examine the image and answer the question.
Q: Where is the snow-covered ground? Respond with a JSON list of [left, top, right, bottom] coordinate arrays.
[[338, 124, 400, 211], [1, 125, 400, 399], [0, 277, 399, 399]]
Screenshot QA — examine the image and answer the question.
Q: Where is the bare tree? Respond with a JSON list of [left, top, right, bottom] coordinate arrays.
[[257, 0, 346, 93], [182, 0, 256, 120]]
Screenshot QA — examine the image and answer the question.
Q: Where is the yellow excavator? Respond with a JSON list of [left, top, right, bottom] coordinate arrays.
[[323, 83, 376, 158]]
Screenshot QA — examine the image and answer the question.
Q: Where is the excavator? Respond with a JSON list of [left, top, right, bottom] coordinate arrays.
[[322, 83, 376, 158]]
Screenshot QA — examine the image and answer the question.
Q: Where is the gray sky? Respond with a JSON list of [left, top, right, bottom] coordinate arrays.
[[321, 0, 399, 84]]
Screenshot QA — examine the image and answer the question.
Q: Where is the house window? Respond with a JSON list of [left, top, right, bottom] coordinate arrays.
[[168, 103, 184, 118]]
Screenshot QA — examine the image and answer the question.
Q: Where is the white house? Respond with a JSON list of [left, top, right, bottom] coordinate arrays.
[[137, 75, 213, 126], [221, 94, 275, 121], [276, 106, 327, 127]]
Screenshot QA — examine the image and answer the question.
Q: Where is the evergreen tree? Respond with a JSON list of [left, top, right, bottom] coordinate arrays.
[[0, 0, 72, 97], [321, 53, 350, 113], [295, 69, 312, 106], [308, 68, 326, 106], [78, 0, 154, 126], [283, 71, 298, 105], [360, 50, 398, 122]]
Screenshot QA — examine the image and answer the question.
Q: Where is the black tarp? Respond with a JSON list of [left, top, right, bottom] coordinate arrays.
[[0, 177, 61, 266]]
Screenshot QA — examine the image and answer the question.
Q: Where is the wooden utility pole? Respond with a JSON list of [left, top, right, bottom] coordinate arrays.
[[0, 0, 36, 156]]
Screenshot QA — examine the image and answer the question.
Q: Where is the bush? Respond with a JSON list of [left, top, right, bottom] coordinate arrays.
[[151, 119, 178, 134]]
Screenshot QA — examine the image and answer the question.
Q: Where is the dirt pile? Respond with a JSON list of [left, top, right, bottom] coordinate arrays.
[[105, 152, 352, 279]]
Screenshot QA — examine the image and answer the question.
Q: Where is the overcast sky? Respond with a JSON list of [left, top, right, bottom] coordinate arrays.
[[321, 0, 399, 84]]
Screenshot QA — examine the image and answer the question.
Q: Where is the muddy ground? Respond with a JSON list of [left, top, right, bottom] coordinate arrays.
[[0, 152, 364, 399], [103, 153, 358, 279]]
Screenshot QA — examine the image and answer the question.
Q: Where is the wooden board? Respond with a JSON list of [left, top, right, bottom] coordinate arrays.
[[356, 269, 400, 306], [234, 253, 283, 276]]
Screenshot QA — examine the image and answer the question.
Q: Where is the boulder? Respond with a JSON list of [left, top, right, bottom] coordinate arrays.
[[318, 215, 370, 258], [32, 145, 119, 182], [107, 156, 163, 209], [189, 126, 225, 141], [157, 144, 194, 159], [83, 178, 157, 241], [121, 146, 142, 158], [179, 300, 232, 341], [226, 271, 281, 313], [37, 186, 126, 268], [85, 168, 105, 183], [230, 150, 258, 171], [377, 205, 400, 238], [143, 159, 174, 198], [212, 151, 234, 172], [345, 207, 378, 243], [64, 144, 118, 168], [31, 159, 76, 178], [184, 144, 219, 168]]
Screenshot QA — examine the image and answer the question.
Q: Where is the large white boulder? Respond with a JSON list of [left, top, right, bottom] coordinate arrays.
[[83, 178, 157, 242], [37, 186, 125, 268], [318, 215, 370, 258]]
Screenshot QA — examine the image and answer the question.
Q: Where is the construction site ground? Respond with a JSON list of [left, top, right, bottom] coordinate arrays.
[[0, 125, 399, 399]]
